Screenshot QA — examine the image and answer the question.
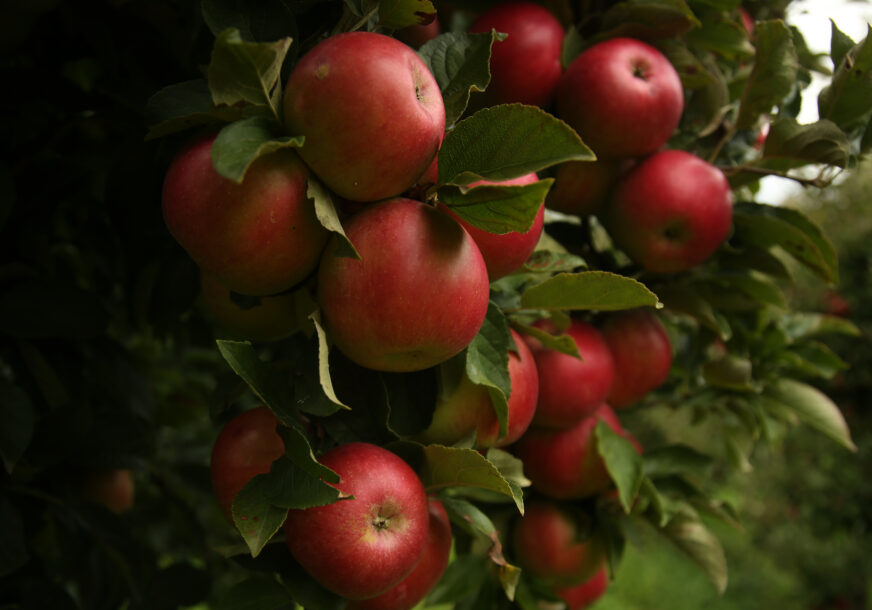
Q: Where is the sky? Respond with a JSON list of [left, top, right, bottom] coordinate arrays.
[[754, 0, 872, 203]]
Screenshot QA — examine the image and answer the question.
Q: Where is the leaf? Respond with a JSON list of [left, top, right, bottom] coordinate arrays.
[[308, 313, 352, 413], [438, 179, 552, 235], [596, 421, 644, 513], [703, 354, 755, 390], [765, 378, 856, 451], [0, 381, 33, 473], [214, 577, 295, 610], [736, 20, 798, 130], [0, 495, 28, 577], [657, 39, 719, 90], [643, 445, 716, 480], [426, 554, 491, 605], [699, 272, 786, 309], [778, 342, 848, 380], [216, 340, 296, 421], [202, 0, 297, 43], [596, 0, 701, 41], [466, 304, 513, 440], [441, 496, 498, 537], [663, 515, 728, 594], [519, 271, 659, 311], [830, 19, 856, 71], [520, 250, 587, 274], [657, 284, 732, 340], [378, 0, 436, 30], [211, 117, 304, 183], [511, 321, 580, 357], [732, 202, 839, 284], [307, 176, 360, 259], [438, 104, 594, 186], [485, 448, 531, 489], [207, 28, 291, 121], [778, 312, 860, 341], [685, 15, 755, 61], [761, 117, 850, 168], [819, 25, 872, 131], [145, 79, 241, 140], [419, 31, 504, 126]]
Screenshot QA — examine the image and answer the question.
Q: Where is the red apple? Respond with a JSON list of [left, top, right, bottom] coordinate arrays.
[[396, 18, 441, 49], [420, 328, 539, 448], [602, 150, 733, 273], [512, 403, 623, 499], [526, 319, 615, 429], [283, 442, 430, 600], [511, 500, 607, 587], [469, 1, 565, 107], [162, 132, 328, 296], [210, 407, 286, 522], [545, 160, 623, 218], [317, 198, 490, 372], [283, 32, 445, 202], [556, 37, 684, 159], [600, 309, 672, 409], [347, 497, 452, 610], [440, 172, 545, 280], [81, 469, 135, 515], [555, 567, 609, 609], [199, 272, 303, 342]]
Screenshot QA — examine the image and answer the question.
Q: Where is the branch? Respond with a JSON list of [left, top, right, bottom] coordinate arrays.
[[718, 164, 843, 189]]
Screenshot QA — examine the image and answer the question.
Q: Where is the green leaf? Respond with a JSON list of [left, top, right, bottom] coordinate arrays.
[[596, 0, 701, 41], [642, 445, 716, 480], [378, 0, 436, 30], [657, 39, 719, 90], [207, 28, 291, 122], [441, 496, 498, 537], [438, 104, 594, 186], [657, 284, 732, 340], [307, 176, 360, 259], [685, 15, 755, 61], [485, 448, 531, 489], [510, 321, 580, 358], [736, 20, 798, 130], [732, 202, 839, 284], [830, 19, 856, 71], [596, 421, 644, 513], [761, 117, 850, 168], [419, 31, 504, 126], [520, 250, 587, 274], [211, 117, 304, 183], [307, 312, 351, 413], [819, 25, 872, 131], [778, 341, 848, 380], [438, 179, 552, 235], [466, 304, 513, 441], [765, 378, 856, 451], [215, 577, 294, 610], [703, 354, 755, 390], [663, 515, 728, 594], [216, 340, 296, 421], [145, 79, 242, 140], [699, 272, 786, 309], [426, 554, 491, 605], [778, 312, 860, 341], [0, 381, 33, 473], [202, 0, 297, 43], [519, 271, 659, 311]]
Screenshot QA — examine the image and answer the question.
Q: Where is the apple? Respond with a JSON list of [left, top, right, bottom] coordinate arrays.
[[162, 132, 328, 296], [545, 160, 623, 218], [440, 172, 545, 280], [526, 318, 615, 429], [511, 499, 607, 587], [347, 497, 453, 610], [556, 37, 684, 159], [210, 406, 286, 522], [317, 198, 490, 372], [396, 18, 441, 49], [468, 1, 565, 107], [420, 328, 539, 448], [199, 272, 304, 342], [81, 469, 135, 514], [283, 442, 430, 600], [512, 403, 623, 499], [600, 308, 672, 409], [283, 32, 445, 202], [601, 149, 733, 273], [555, 567, 609, 610]]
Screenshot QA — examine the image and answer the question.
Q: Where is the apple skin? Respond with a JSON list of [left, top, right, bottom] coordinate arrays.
[[600, 309, 672, 409], [210, 407, 286, 522], [512, 403, 623, 499], [283, 442, 430, 600], [162, 132, 328, 296], [420, 328, 539, 448], [555, 567, 609, 610], [545, 160, 623, 218], [347, 497, 452, 610], [82, 469, 135, 514], [396, 18, 441, 49], [602, 149, 733, 273], [317, 198, 490, 372], [440, 173, 545, 281], [511, 500, 607, 588], [556, 37, 684, 159], [469, 1, 565, 107], [526, 319, 615, 429], [283, 32, 445, 202], [199, 272, 303, 342]]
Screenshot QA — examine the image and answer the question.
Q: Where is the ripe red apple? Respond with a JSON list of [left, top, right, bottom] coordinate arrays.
[[545, 160, 623, 218], [199, 272, 303, 342], [162, 132, 328, 296], [210, 407, 286, 522], [81, 469, 135, 514], [469, 1, 565, 107], [555, 567, 609, 610], [420, 328, 539, 448], [525, 318, 615, 429], [396, 18, 441, 49], [440, 172, 545, 280], [600, 309, 672, 409], [347, 497, 452, 610], [602, 150, 733, 273], [317, 198, 490, 372], [283, 442, 430, 600], [511, 500, 607, 587], [512, 403, 623, 499], [283, 32, 445, 202], [556, 37, 684, 159]]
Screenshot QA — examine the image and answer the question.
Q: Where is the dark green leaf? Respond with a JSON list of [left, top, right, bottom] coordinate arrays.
[[510, 321, 580, 357], [145, 79, 241, 140], [466, 303, 513, 440], [519, 271, 659, 311], [596, 0, 701, 41], [215, 577, 294, 610], [663, 515, 728, 594], [438, 104, 594, 186], [703, 354, 755, 390], [211, 117, 304, 182], [202, 0, 297, 43], [657, 39, 719, 90], [699, 272, 786, 309], [819, 25, 872, 130], [379, 0, 436, 30], [830, 19, 856, 71], [520, 249, 587, 273], [0, 495, 28, 576], [643, 445, 716, 480], [658, 284, 732, 339], [426, 554, 490, 605], [778, 341, 848, 379], [596, 421, 644, 512], [685, 15, 754, 61], [764, 378, 856, 451], [441, 496, 497, 537], [307, 176, 360, 259], [438, 179, 552, 235], [736, 20, 798, 130], [778, 312, 860, 341], [761, 117, 850, 168], [216, 340, 296, 421], [0, 381, 33, 473]]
